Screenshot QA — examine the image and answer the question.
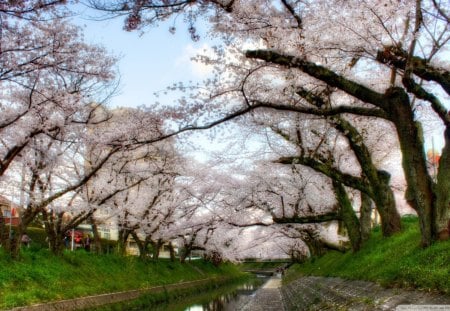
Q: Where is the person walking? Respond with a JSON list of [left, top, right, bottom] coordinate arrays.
[[21, 232, 31, 248], [84, 235, 91, 252]]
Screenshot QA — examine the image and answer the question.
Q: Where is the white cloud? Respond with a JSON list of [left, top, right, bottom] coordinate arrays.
[[175, 43, 215, 78]]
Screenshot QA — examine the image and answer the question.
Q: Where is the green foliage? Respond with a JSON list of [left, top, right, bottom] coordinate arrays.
[[0, 249, 243, 309], [26, 227, 47, 248], [283, 216, 450, 293]]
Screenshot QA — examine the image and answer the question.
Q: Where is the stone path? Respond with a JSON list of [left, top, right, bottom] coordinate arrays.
[[281, 276, 450, 311]]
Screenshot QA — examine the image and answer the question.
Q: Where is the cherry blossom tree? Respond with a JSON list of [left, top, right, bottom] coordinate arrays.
[[73, 106, 179, 257], [1, 118, 123, 256], [257, 110, 402, 248], [94, 0, 449, 247], [240, 1, 449, 247], [0, 19, 116, 177], [0, 0, 124, 257]]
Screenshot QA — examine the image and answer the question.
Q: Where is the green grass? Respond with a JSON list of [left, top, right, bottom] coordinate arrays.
[[284, 216, 450, 294], [0, 249, 244, 310]]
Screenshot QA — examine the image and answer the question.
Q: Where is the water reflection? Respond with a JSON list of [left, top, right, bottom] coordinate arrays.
[[182, 277, 267, 311], [98, 276, 269, 311]]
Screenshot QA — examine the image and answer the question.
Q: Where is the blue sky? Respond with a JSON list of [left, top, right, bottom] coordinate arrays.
[[71, 5, 213, 109]]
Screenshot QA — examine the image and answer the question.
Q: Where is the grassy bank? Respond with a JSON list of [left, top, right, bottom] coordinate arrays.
[[284, 216, 450, 294], [0, 249, 244, 310]]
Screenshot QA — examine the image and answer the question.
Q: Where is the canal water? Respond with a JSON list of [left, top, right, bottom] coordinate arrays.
[[154, 275, 269, 311], [100, 275, 269, 311]]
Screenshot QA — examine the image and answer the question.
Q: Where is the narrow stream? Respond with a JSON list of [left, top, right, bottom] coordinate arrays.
[[179, 275, 268, 311], [103, 275, 269, 311]]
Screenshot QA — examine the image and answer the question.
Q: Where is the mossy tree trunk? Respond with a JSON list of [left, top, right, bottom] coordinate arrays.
[[117, 228, 131, 256], [333, 180, 362, 252], [150, 238, 163, 260], [168, 241, 176, 261], [0, 216, 6, 247], [435, 128, 450, 240], [360, 192, 373, 242], [179, 231, 199, 263], [90, 218, 102, 254], [333, 116, 402, 236], [384, 88, 436, 246], [300, 229, 326, 258], [130, 231, 152, 259]]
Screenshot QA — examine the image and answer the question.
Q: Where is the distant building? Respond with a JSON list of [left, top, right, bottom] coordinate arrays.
[[125, 233, 178, 258], [0, 195, 21, 226]]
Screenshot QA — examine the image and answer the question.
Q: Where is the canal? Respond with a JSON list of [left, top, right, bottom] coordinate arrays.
[[97, 275, 269, 311]]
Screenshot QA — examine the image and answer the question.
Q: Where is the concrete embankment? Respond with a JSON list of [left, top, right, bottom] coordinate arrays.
[[233, 275, 450, 311], [281, 276, 450, 310]]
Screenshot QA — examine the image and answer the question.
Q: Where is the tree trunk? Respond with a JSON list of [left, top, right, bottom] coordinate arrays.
[[150, 239, 163, 260], [435, 127, 450, 240], [168, 241, 176, 261], [117, 229, 130, 256], [302, 231, 325, 258], [179, 242, 194, 263], [42, 210, 65, 256], [385, 88, 435, 246], [48, 232, 65, 255], [0, 216, 6, 247], [370, 170, 402, 236], [130, 232, 150, 259], [89, 217, 102, 254], [333, 181, 362, 252], [360, 192, 373, 242], [179, 247, 190, 263], [10, 207, 37, 258], [333, 116, 401, 237]]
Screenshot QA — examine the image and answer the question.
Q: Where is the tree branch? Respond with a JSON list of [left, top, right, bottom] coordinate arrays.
[[403, 77, 450, 126], [377, 46, 450, 95], [245, 49, 387, 109], [273, 212, 340, 224], [276, 156, 369, 193]]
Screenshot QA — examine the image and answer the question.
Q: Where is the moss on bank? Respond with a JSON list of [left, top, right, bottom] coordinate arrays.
[[0, 249, 244, 310], [284, 216, 450, 293]]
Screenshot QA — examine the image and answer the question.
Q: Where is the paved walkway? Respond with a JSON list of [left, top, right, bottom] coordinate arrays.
[[232, 276, 286, 311]]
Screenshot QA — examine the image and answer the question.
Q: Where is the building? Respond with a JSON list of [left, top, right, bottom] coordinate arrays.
[[0, 195, 21, 226], [125, 236, 178, 258]]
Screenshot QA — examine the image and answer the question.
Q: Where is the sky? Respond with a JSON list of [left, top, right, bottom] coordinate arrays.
[[71, 5, 214, 109]]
